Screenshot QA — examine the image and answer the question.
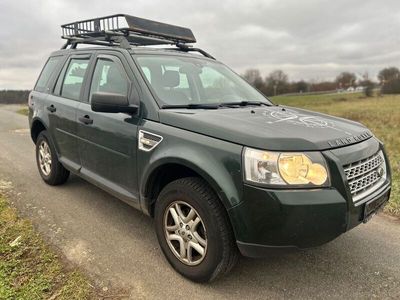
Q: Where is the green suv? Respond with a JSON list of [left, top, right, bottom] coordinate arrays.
[[29, 14, 392, 282]]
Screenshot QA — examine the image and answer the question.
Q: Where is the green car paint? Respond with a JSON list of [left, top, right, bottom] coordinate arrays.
[[29, 46, 392, 257]]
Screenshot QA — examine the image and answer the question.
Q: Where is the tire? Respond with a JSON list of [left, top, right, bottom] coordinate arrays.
[[154, 177, 239, 282], [36, 130, 69, 186]]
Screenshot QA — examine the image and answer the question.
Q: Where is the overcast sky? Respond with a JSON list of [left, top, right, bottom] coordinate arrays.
[[1, 0, 400, 89]]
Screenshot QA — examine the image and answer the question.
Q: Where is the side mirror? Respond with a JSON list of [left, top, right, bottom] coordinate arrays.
[[91, 92, 138, 114]]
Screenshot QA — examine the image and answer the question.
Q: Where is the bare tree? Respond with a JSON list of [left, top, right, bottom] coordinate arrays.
[[335, 72, 356, 88], [378, 67, 400, 84], [242, 69, 264, 89], [293, 80, 308, 93], [265, 70, 289, 96]]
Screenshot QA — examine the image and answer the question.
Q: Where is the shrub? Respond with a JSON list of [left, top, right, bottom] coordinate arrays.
[[382, 78, 400, 94]]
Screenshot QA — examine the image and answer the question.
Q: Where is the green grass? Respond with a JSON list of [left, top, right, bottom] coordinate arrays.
[[272, 92, 400, 217], [16, 107, 28, 116], [0, 195, 93, 299]]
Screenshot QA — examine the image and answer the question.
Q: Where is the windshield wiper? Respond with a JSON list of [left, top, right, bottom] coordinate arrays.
[[162, 101, 273, 110], [219, 101, 272, 107], [161, 103, 220, 109]]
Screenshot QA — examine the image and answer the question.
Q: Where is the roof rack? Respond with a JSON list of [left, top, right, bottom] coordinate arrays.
[[60, 14, 215, 59], [61, 14, 202, 49]]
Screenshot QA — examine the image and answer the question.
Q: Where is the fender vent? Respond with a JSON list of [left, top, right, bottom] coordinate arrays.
[[138, 130, 163, 152]]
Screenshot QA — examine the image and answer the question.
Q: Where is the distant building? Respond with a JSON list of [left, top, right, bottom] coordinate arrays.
[[355, 86, 366, 92], [347, 87, 355, 92]]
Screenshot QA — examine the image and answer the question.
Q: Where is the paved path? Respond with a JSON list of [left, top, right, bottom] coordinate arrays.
[[0, 104, 399, 299]]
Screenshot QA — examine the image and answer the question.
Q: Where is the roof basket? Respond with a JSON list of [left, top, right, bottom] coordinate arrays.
[[61, 14, 197, 48]]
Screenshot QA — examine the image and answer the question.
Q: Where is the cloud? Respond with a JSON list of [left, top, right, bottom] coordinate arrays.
[[0, 0, 400, 89], [233, 24, 290, 40]]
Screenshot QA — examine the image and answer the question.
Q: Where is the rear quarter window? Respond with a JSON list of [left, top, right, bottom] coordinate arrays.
[[34, 56, 62, 92]]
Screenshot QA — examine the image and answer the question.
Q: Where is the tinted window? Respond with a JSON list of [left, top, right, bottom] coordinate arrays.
[[60, 58, 90, 101], [90, 58, 128, 99], [35, 56, 62, 92]]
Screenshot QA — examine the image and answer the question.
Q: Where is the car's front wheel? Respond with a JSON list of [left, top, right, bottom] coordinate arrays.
[[154, 177, 239, 282], [36, 131, 69, 185]]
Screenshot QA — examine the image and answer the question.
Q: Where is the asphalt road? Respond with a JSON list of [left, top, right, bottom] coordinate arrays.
[[0, 104, 399, 299]]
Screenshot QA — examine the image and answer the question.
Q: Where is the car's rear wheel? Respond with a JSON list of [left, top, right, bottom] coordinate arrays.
[[154, 177, 239, 282], [36, 131, 69, 185]]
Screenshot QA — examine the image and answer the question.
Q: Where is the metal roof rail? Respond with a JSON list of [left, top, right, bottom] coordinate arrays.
[[174, 43, 216, 60]]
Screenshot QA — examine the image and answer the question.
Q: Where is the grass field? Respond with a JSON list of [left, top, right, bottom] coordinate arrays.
[[11, 96, 399, 216], [16, 107, 28, 116], [272, 92, 399, 216], [0, 194, 93, 299]]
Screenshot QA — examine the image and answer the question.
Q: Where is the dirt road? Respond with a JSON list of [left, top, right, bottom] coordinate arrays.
[[0, 105, 399, 299]]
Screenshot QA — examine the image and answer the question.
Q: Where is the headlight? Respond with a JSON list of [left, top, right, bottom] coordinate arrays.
[[244, 148, 329, 187]]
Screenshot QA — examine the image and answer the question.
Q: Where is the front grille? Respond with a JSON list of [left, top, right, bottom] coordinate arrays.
[[344, 151, 387, 202]]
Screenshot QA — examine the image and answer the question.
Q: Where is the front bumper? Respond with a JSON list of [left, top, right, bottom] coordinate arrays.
[[228, 138, 391, 257]]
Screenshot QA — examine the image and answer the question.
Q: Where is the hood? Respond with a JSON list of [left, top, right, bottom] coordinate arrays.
[[159, 105, 373, 151]]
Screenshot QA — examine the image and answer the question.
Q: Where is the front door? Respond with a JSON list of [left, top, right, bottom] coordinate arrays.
[[76, 53, 140, 203]]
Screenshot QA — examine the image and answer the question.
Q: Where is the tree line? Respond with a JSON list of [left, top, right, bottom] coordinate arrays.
[[242, 66, 400, 97], [1, 67, 400, 104], [0, 90, 30, 104]]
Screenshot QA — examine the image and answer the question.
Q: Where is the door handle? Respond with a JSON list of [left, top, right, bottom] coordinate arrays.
[[47, 105, 56, 113], [78, 115, 93, 125]]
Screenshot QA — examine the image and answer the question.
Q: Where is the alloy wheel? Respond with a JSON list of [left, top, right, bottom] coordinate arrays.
[[163, 201, 207, 266], [38, 140, 52, 176]]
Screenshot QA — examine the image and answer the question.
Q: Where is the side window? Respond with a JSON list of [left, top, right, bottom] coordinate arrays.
[[141, 66, 152, 83], [60, 58, 90, 101], [34, 56, 62, 92], [53, 61, 68, 96], [90, 58, 128, 98]]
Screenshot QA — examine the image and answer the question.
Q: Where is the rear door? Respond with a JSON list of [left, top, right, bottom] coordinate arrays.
[[47, 54, 92, 172], [30, 55, 64, 130], [76, 52, 140, 204]]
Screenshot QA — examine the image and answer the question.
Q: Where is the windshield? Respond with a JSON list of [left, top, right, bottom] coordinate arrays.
[[135, 54, 272, 107]]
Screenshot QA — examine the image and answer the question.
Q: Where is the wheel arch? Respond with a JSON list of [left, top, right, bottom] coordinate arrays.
[[30, 117, 48, 143], [140, 157, 237, 218]]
